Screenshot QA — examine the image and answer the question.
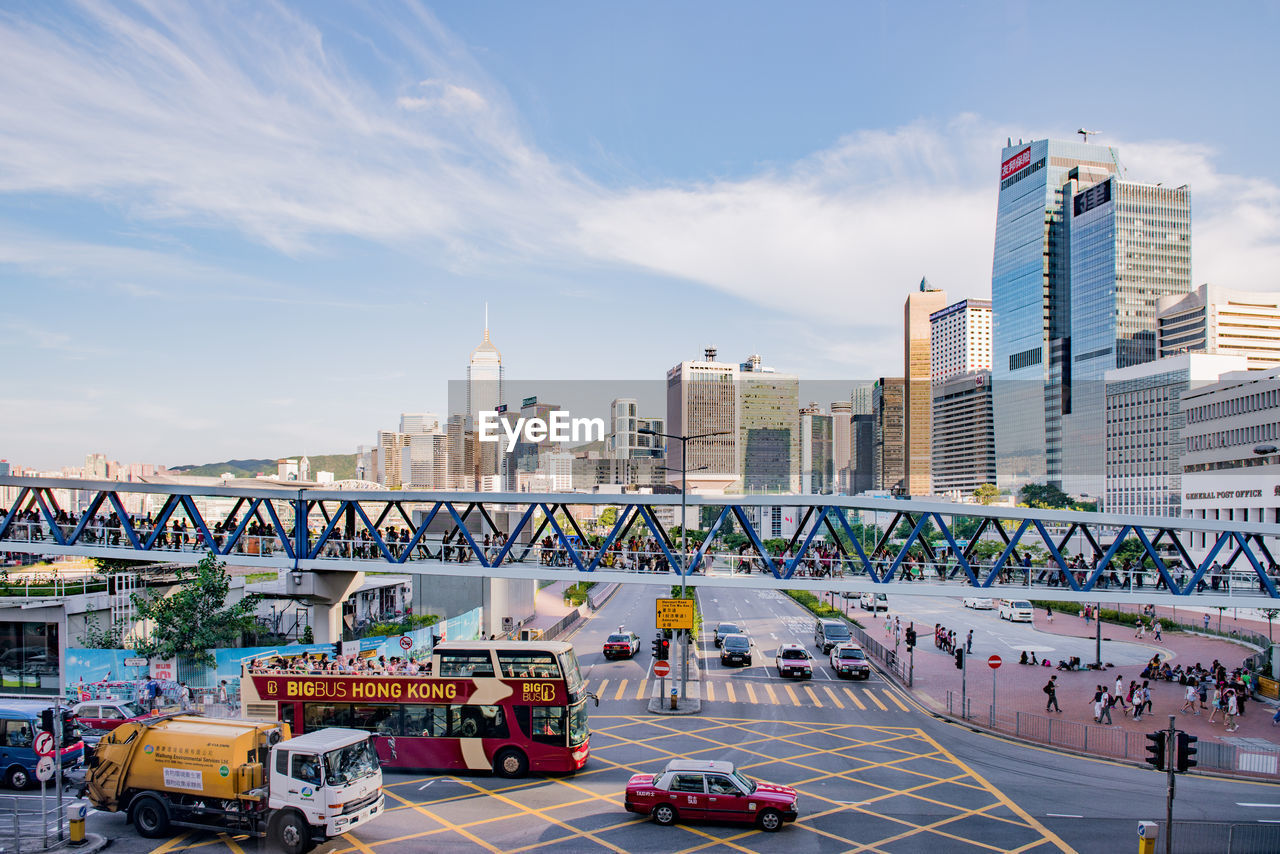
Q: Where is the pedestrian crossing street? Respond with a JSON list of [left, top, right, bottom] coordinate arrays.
[[581, 676, 914, 712]]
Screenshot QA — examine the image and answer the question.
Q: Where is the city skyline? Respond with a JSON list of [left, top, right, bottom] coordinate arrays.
[[3, 2, 1280, 468]]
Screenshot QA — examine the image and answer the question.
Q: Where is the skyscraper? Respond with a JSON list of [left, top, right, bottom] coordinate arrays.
[[990, 138, 1120, 490], [930, 298, 992, 384], [1061, 177, 1192, 499], [831, 400, 852, 492], [738, 355, 800, 493], [665, 348, 738, 492], [903, 278, 948, 495], [467, 308, 503, 483], [799, 403, 834, 493], [931, 298, 995, 497], [872, 377, 905, 494]]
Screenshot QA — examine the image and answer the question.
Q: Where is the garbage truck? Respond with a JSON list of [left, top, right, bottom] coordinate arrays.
[[83, 714, 383, 854]]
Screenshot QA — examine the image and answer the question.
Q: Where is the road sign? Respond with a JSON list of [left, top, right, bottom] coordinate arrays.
[[655, 598, 694, 630], [123, 657, 148, 668], [35, 756, 54, 782], [653, 661, 671, 678], [988, 655, 1002, 669], [34, 730, 54, 757], [399, 636, 413, 650]]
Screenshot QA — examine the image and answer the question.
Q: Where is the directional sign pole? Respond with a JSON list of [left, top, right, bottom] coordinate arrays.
[[988, 655, 1002, 728], [55, 695, 64, 841]]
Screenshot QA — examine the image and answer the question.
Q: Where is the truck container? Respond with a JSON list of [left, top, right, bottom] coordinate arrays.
[[84, 714, 382, 854]]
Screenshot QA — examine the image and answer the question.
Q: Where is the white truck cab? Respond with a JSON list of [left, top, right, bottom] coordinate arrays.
[[269, 728, 384, 849]]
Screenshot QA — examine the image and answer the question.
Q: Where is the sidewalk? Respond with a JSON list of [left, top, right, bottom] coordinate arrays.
[[882, 602, 1279, 762]]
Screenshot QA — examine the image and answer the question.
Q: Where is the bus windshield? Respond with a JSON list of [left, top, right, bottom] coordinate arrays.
[[568, 698, 589, 746], [324, 738, 379, 786]]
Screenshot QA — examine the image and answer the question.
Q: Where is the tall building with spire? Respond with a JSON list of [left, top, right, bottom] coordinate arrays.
[[468, 305, 503, 485]]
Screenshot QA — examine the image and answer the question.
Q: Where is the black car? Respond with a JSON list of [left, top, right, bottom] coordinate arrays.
[[719, 633, 752, 666], [713, 622, 742, 648]]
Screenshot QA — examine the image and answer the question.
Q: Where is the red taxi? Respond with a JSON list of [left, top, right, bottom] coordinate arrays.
[[775, 643, 813, 679], [603, 630, 641, 660], [625, 759, 798, 831]]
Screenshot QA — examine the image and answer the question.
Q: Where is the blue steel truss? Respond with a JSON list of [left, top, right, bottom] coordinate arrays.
[[2, 477, 1278, 602]]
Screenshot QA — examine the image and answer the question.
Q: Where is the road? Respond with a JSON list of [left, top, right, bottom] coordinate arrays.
[[62, 581, 1280, 854]]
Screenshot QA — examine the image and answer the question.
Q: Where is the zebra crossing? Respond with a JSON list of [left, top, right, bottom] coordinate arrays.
[[581, 676, 913, 712]]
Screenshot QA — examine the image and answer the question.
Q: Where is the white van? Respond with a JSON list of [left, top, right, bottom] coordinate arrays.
[[998, 600, 1034, 622], [859, 593, 888, 611]]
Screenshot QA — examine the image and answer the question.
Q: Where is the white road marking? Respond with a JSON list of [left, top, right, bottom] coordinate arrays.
[[1045, 814, 1083, 818], [1238, 802, 1280, 807], [419, 781, 435, 790]]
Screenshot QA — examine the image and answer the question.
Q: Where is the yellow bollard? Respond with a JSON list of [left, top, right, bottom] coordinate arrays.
[[68, 801, 88, 845], [1137, 821, 1157, 854]]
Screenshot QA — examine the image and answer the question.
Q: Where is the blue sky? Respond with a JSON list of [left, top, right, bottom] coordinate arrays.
[[2, 1, 1278, 469]]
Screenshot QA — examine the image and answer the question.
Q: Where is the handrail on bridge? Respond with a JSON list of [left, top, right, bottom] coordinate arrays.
[[1, 476, 1278, 602]]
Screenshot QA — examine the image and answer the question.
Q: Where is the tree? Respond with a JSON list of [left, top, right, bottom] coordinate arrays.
[[79, 613, 128, 649], [973, 483, 1000, 505], [598, 507, 618, 530], [130, 552, 261, 667], [1260, 609, 1279, 644], [1017, 483, 1073, 509]]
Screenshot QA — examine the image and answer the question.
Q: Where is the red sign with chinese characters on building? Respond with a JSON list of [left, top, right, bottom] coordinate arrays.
[[1001, 146, 1032, 179]]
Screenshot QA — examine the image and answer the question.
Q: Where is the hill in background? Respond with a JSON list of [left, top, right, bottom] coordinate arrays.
[[172, 453, 358, 480]]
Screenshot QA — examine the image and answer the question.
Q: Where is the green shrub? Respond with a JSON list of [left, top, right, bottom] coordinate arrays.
[[785, 590, 863, 627]]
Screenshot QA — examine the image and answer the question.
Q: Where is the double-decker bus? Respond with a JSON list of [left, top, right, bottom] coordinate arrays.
[[240, 641, 590, 778]]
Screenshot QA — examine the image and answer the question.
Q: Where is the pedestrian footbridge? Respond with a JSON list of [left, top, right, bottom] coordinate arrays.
[[1, 476, 1277, 608]]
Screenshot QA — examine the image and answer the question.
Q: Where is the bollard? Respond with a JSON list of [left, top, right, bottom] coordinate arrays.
[[1137, 821, 1157, 854], [68, 801, 88, 846], [670, 688, 678, 710]]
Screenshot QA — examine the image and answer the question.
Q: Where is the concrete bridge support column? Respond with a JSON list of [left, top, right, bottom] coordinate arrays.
[[293, 571, 365, 645]]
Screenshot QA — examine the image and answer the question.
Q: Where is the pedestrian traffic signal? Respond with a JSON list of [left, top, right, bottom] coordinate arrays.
[[954, 648, 964, 670], [1175, 731, 1198, 772], [905, 627, 917, 649], [1144, 731, 1166, 770]]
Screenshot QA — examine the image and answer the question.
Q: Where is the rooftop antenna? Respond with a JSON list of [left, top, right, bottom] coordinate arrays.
[[1077, 128, 1101, 143], [484, 301, 489, 342]]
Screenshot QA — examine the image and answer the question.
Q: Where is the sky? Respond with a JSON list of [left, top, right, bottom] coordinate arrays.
[[2, 1, 1278, 470]]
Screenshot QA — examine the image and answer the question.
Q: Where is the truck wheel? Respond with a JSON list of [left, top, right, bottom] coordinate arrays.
[[131, 796, 171, 839], [652, 803, 678, 826], [493, 747, 528, 779], [270, 810, 314, 854], [6, 766, 30, 790], [757, 808, 783, 832]]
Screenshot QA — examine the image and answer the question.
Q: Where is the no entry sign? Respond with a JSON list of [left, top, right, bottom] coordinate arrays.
[[988, 655, 1002, 669], [653, 661, 671, 678]]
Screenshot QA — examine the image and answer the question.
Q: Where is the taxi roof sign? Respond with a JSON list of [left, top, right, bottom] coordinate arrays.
[[655, 598, 694, 630]]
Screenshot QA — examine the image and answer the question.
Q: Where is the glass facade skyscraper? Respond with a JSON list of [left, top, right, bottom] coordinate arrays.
[[1061, 177, 1192, 499], [990, 138, 1119, 489]]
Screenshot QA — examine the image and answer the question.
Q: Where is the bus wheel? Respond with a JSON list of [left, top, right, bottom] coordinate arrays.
[[131, 796, 171, 839], [493, 747, 528, 779]]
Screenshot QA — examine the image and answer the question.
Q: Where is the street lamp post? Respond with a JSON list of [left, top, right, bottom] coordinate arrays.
[[640, 427, 730, 703]]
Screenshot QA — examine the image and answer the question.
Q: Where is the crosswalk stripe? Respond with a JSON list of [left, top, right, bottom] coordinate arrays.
[[883, 689, 909, 711], [725, 682, 737, 704], [866, 689, 888, 711], [823, 686, 844, 709], [803, 686, 822, 708], [784, 685, 801, 707], [614, 680, 627, 701], [634, 679, 647, 700], [596, 679, 608, 699], [706, 681, 715, 702], [764, 683, 779, 705], [844, 687, 866, 710], [745, 682, 758, 704]]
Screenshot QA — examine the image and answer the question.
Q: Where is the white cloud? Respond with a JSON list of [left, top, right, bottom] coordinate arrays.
[[0, 2, 1277, 355]]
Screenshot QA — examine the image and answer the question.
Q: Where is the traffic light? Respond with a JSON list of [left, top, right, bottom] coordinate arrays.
[[1144, 731, 1167, 771], [659, 638, 670, 661], [652, 634, 670, 661], [40, 708, 54, 734], [954, 648, 964, 670], [1175, 731, 1198, 772], [905, 626, 917, 649]]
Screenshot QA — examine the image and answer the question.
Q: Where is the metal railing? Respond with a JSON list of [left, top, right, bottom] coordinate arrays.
[[945, 690, 1280, 779], [850, 624, 913, 687]]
